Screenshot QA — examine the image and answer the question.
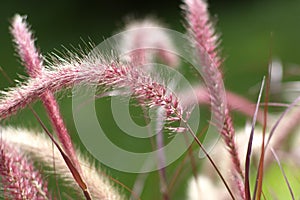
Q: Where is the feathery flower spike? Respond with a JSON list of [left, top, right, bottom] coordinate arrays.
[[120, 19, 179, 67], [10, 14, 81, 172], [0, 60, 184, 126], [0, 140, 49, 200], [183, 0, 244, 197], [1, 126, 125, 199]]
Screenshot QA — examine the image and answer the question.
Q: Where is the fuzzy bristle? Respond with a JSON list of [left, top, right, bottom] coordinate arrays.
[[0, 138, 49, 200], [1, 126, 124, 200]]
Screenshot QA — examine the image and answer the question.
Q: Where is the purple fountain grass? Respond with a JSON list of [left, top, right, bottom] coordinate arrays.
[[0, 4, 239, 199], [0, 139, 49, 200], [120, 18, 179, 67], [1, 126, 124, 200], [183, 0, 244, 198], [0, 58, 185, 130], [10, 14, 81, 172], [183, 0, 222, 69], [1, 19, 231, 197], [2, 1, 296, 199]]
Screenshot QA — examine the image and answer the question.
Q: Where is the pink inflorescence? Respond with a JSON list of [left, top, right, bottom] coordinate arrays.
[[184, 0, 244, 198], [10, 14, 81, 173], [10, 15, 43, 77], [0, 142, 49, 200], [0, 60, 185, 130], [103, 63, 185, 126], [184, 0, 222, 69]]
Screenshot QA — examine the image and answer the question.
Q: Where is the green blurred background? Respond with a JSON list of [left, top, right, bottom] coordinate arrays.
[[1, 0, 300, 199]]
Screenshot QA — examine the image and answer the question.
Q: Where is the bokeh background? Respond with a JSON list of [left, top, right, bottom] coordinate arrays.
[[1, 0, 300, 199]]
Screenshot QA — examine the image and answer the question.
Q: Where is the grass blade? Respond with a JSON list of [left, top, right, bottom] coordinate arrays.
[[244, 77, 265, 200], [254, 69, 271, 200], [270, 148, 295, 200]]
